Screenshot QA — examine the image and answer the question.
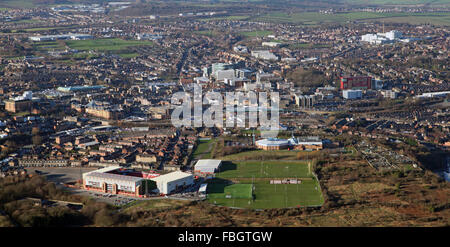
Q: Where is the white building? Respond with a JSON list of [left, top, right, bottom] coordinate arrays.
[[384, 30, 402, 40], [382, 90, 398, 99], [415, 91, 450, 98], [251, 50, 278, 61], [150, 171, 194, 195], [194, 76, 210, 84], [13, 91, 33, 101], [233, 45, 248, 53], [136, 33, 163, 40], [29, 34, 93, 42], [262, 42, 281, 47], [194, 159, 222, 175], [361, 30, 403, 45], [343, 90, 362, 99], [215, 69, 236, 81]]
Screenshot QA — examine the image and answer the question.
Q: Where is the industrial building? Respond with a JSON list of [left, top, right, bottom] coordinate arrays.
[[414, 91, 450, 99], [194, 159, 222, 175], [291, 136, 324, 151], [150, 171, 194, 195], [57, 85, 106, 93], [29, 34, 93, 42]]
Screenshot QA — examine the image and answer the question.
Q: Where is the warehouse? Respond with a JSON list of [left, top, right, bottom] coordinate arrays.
[[194, 159, 222, 175], [290, 136, 324, 151], [150, 171, 194, 195]]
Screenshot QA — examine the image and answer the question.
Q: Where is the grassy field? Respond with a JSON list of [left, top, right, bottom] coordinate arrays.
[[200, 15, 250, 21], [24, 27, 62, 32], [219, 149, 303, 161], [251, 11, 450, 26], [33, 41, 66, 51], [207, 160, 323, 209], [0, 0, 35, 8], [118, 52, 139, 58], [239, 30, 273, 37], [217, 161, 312, 179], [192, 139, 216, 159], [289, 43, 332, 49], [344, 0, 450, 5], [207, 183, 253, 199], [65, 38, 153, 52]]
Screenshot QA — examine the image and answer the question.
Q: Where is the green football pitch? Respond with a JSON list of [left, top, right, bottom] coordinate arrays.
[[216, 161, 313, 179], [206, 161, 324, 209], [209, 180, 323, 209], [207, 184, 253, 199]]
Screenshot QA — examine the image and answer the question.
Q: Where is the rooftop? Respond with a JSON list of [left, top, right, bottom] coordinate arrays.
[[84, 171, 143, 183], [151, 171, 192, 182]]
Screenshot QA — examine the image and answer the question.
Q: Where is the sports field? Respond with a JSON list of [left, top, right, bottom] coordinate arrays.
[[207, 160, 324, 209], [207, 183, 253, 199], [65, 38, 153, 52], [217, 161, 312, 179]]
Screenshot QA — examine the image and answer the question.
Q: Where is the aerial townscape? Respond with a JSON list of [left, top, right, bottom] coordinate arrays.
[[0, 0, 448, 229]]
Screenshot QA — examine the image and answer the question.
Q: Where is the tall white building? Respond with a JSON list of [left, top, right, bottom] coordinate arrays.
[[343, 90, 362, 99], [215, 69, 236, 81], [361, 30, 403, 45]]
